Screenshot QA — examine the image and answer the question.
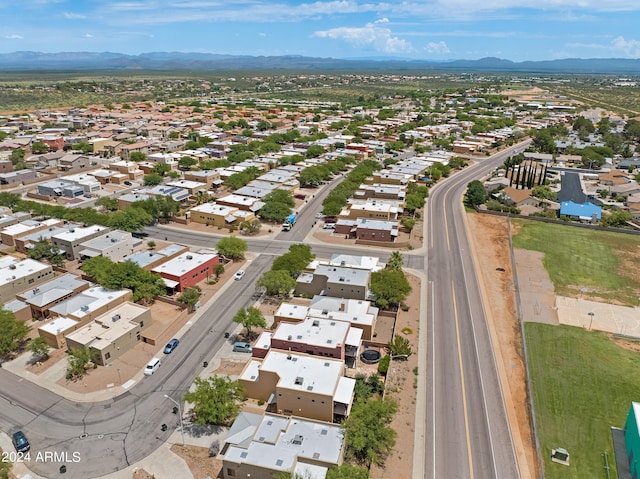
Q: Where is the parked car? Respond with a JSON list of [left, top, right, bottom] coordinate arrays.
[[324, 216, 337, 223], [233, 342, 252, 353], [234, 270, 246, 281], [12, 431, 30, 453], [323, 223, 336, 229], [144, 357, 161, 375], [124, 181, 133, 186], [163, 338, 179, 354], [315, 212, 325, 219]]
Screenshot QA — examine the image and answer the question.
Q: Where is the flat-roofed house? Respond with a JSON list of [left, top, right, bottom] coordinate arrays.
[[189, 203, 255, 227], [51, 225, 110, 260], [295, 264, 370, 300], [78, 230, 134, 262], [253, 316, 362, 367], [0, 257, 54, 304], [239, 350, 356, 423], [151, 251, 220, 292], [64, 302, 151, 365], [48, 286, 132, 325], [16, 273, 91, 319], [221, 412, 346, 479]]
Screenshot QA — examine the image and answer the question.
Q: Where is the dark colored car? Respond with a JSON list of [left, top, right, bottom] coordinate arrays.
[[163, 338, 179, 354], [124, 181, 133, 186], [324, 217, 337, 223], [12, 431, 30, 452]]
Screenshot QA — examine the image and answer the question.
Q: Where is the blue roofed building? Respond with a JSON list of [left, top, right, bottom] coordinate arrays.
[[559, 201, 602, 222]]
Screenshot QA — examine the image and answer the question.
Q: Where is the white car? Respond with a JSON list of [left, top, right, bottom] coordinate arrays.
[[323, 223, 336, 230], [234, 270, 246, 280], [144, 358, 161, 376], [315, 212, 324, 218]]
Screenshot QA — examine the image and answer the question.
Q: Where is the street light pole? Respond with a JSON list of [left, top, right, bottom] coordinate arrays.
[[588, 311, 595, 331], [163, 394, 185, 446]]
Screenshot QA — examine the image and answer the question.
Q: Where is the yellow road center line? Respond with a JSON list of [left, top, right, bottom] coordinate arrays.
[[452, 280, 475, 479]]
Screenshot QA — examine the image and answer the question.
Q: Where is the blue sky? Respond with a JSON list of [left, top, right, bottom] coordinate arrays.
[[2, 0, 640, 61]]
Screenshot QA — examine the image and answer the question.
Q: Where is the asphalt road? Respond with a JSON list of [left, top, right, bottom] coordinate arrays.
[[0, 254, 273, 479], [424, 142, 530, 479]]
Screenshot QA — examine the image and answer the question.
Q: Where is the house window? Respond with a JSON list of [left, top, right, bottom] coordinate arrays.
[[226, 468, 236, 477], [105, 352, 111, 360], [28, 278, 35, 284]]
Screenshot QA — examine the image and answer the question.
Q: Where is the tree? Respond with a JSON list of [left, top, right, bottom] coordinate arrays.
[[26, 238, 65, 266], [108, 208, 154, 232], [31, 141, 49, 154], [387, 251, 404, 271], [0, 308, 31, 357], [400, 218, 416, 232], [143, 173, 164, 186], [601, 209, 632, 227], [153, 163, 171, 176], [233, 306, 267, 338], [305, 144, 325, 158], [404, 193, 425, 213], [129, 151, 146, 162], [256, 270, 296, 297], [264, 189, 295, 208], [95, 196, 118, 211], [183, 376, 245, 425], [217, 236, 248, 260], [0, 457, 11, 479], [214, 263, 225, 278], [66, 347, 99, 380], [29, 336, 51, 361], [370, 269, 412, 309], [178, 286, 202, 313], [239, 219, 262, 235], [271, 245, 314, 276], [258, 201, 292, 222], [387, 336, 413, 358], [466, 180, 486, 206], [147, 240, 156, 249], [178, 156, 197, 169], [343, 397, 398, 466], [327, 464, 369, 479], [531, 185, 556, 200]]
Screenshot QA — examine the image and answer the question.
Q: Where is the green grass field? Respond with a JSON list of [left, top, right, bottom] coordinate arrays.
[[526, 323, 640, 479], [512, 220, 640, 305]]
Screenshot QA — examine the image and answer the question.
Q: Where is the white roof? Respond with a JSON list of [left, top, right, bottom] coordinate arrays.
[[151, 251, 217, 277], [249, 350, 344, 396], [224, 413, 344, 472], [190, 202, 235, 215], [0, 258, 51, 286], [334, 376, 356, 405], [272, 317, 350, 349], [39, 316, 79, 335], [53, 225, 108, 242]]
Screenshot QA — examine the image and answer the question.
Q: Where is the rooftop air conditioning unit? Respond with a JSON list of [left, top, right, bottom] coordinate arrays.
[[112, 314, 121, 322], [186, 255, 193, 260], [9, 264, 16, 270]]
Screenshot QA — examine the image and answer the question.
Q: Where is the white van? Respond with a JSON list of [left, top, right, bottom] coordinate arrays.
[[144, 358, 161, 376]]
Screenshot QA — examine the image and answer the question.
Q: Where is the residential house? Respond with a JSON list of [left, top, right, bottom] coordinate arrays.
[[78, 230, 135, 262], [151, 251, 220, 292], [239, 350, 355, 423], [0, 257, 54, 304], [16, 273, 91, 319], [189, 203, 255, 227], [221, 412, 345, 479], [51, 225, 110, 260], [295, 264, 370, 301], [64, 302, 151, 365]]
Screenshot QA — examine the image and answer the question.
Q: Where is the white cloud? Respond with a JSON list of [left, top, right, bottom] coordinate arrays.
[[82, 33, 94, 38], [259, 32, 267, 37], [314, 21, 413, 53], [612, 36, 640, 57], [374, 17, 389, 24], [4, 34, 23, 39], [63, 12, 88, 19], [425, 41, 450, 54]]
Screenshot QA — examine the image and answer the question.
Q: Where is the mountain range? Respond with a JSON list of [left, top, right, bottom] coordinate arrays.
[[2, 51, 640, 74]]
